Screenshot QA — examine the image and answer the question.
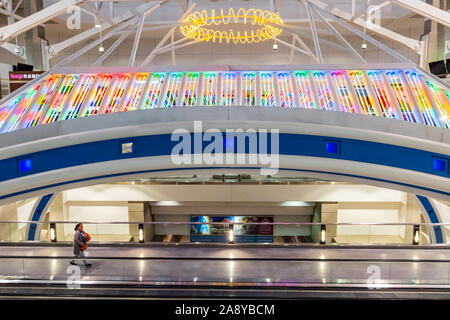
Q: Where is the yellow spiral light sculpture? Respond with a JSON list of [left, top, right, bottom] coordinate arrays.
[[179, 8, 283, 44]]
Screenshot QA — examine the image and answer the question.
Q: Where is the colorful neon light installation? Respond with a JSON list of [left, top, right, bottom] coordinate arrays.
[[101, 73, 131, 114], [312, 72, 335, 111], [294, 72, 315, 109], [61, 74, 96, 120], [163, 73, 183, 108], [1, 83, 41, 133], [260, 72, 276, 107], [121, 73, 149, 112], [330, 71, 357, 113], [141, 73, 166, 109], [221, 72, 237, 106], [366, 71, 396, 118], [180, 8, 283, 44], [347, 71, 378, 116], [404, 70, 439, 127], [41, 74, 79, 124], [276, 72, 295, 108], [202, 72, 218, 106], [182, 72, 200, 106], [0, 68, 449, 133], [19, 75, 61, 128], [81, 74, 113, 117], [385, 71, 419, 123], [425, 80, 449, 128], [240, 72, 256, 106]]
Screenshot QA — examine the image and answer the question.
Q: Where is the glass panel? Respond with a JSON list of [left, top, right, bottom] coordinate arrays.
[[276, 72, 295, 107], [221, 72, 237, 106], [80, 73, 114, 117], [20, 74, 62, 128], [240, 72, 257, 106], [259, 72, 276, 107], [347, 70, 378, 115], [330, 71, 357, 113], [120, 73, 149, 112], [404, 70, 439, 127], [336, 225, 370, 244], [201, 72, 218, 106], [181, 72, 200, 106], [162, 72, 183, 108], [61, 74, 96, 120], [41, 74, 79, 124], [366, 71, 396, 118], [369, 225, 404, 244], [293, 71, 315, 109], [140, 72, 166, 109], [384, 70, 418, 123], [311, 71, 335, 110]]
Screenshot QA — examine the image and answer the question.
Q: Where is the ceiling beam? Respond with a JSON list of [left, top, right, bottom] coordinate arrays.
[[297, 0, 422, 52], [47, 0, 166, 57], [389, 0, 450, 28], [0, 0, 85, 43]]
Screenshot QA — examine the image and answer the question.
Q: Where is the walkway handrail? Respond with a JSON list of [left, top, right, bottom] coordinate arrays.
[[1, 220, 449, 226]]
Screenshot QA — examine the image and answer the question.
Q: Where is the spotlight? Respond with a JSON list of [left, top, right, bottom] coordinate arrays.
[[320, 224, 326, 244], [273, 42, 278, 51], [138, 224, 144, 243], [413, 225, 420, 245], [50, 223, 57, 242], [98, 45, 105, 53], [361, 42, 367, 49]]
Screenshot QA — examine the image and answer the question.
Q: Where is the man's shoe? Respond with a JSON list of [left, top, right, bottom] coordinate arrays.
[[84, 263, 92, 267], [70, 261, 77, 265]]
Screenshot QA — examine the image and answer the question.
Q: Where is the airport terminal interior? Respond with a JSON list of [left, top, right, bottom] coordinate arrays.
[[0, 0, 448, 300]]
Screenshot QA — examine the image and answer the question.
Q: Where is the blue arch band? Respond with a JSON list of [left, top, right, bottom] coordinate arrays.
[[416, 195, 444, 244], [27, 194, 53, 241], [0, 132, 448, 201]]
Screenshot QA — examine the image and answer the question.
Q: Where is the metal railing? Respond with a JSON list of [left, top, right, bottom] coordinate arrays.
[[0, 220, 445, 245]]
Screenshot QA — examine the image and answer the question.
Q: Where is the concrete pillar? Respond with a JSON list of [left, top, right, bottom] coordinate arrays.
[[143, 201, 154, 242], [320, 203, 338, 244], [425, 0, 449, 63], [24, 0, 45, 70]]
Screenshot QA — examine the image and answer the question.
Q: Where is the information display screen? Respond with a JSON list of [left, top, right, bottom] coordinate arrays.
[[190, 216, 273, 243]]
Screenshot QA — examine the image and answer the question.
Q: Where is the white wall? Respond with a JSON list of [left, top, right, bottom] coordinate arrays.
[[64, 184, 406, 203], [337, 208, 401, 236], [64, 203, 130, 238]]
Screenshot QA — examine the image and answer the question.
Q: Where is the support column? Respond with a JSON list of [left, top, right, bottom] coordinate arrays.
[[320, 202, 338, 244], [24, 0, 45, 70], [143, 201, 154, 242]]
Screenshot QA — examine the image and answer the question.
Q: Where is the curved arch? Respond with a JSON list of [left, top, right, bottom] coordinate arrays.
[[25, 193, 54, 241]]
